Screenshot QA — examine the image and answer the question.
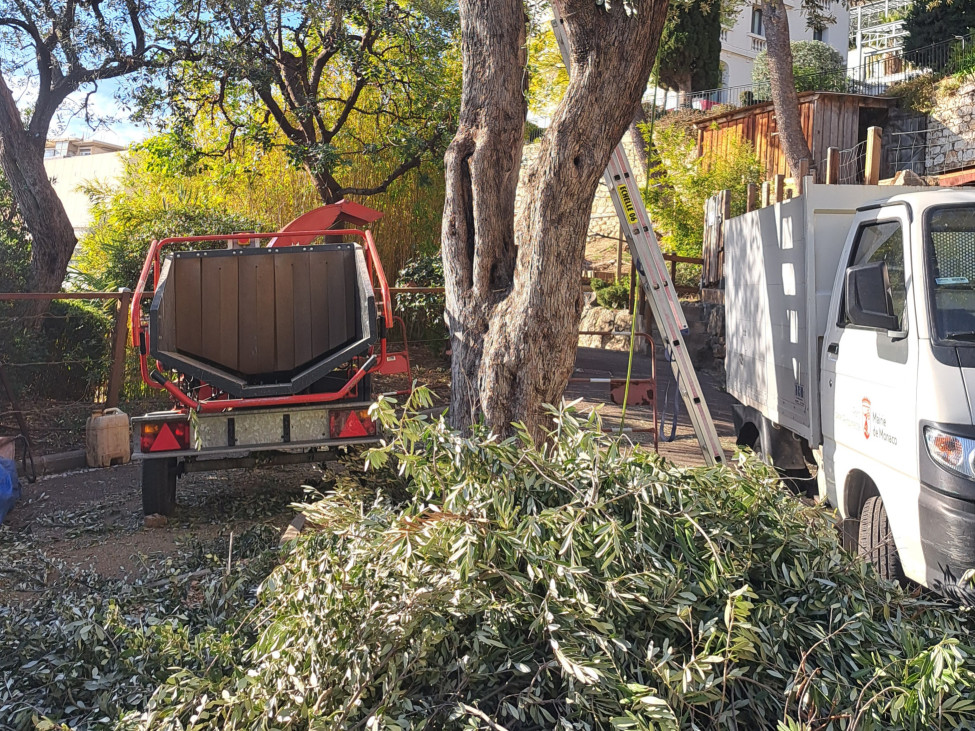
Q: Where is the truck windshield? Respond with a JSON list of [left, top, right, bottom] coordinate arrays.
[[926, 205, 975, 342]]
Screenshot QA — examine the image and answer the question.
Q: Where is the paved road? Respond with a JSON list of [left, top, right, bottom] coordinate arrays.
[[568, 346, 739, 467]]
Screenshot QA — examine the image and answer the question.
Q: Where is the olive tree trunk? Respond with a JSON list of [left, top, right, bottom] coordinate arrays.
[[442, 0, 667, 437], [0, 74, 77, 299], [761, 0, 813, 176]]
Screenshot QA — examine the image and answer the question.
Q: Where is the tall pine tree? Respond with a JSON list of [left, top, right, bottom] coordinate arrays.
[[655, 0, 723, 99]]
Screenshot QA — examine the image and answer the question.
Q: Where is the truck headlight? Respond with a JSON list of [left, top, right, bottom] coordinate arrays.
[[924, 426, 975, 479]]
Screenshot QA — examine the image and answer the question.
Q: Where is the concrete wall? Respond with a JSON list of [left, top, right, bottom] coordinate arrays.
[[925, 79, 975, 174], [43, 151, 125, 236]]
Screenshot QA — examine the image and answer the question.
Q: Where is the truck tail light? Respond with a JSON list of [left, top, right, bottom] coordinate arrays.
[[924, 426, 975, 479], [329, 409, 376, 439], [141, 420, 190, 452]]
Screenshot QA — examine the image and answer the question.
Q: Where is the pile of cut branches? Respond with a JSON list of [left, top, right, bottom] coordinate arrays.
[[4, 390, 975, 730]]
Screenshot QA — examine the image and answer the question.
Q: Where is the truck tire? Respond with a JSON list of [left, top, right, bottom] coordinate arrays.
[[142, 458, 178, 516], [857, 496, 904, 583]]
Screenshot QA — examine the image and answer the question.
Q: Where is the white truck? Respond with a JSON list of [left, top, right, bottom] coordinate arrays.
[[724, 182, 975, 599]]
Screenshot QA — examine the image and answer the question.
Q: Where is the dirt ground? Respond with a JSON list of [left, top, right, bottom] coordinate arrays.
[[1, 342, 738, 594]]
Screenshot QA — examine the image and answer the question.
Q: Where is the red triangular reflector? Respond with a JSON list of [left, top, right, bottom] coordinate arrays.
[[339, 411, 369, 438], [150, 423, 182, 452]]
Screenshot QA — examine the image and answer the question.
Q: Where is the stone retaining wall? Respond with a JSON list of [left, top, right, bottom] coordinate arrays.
[[926, 79, 975, 174]]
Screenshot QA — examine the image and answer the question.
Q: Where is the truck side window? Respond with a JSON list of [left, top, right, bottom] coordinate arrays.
[[845, 220, 906, 329]]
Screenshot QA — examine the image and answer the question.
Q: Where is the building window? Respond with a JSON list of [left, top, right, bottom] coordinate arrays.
[[79, 148, 92, 156], [44, 148, 56, 158], [751, 7, 764, 36], [813, 27, 825, 42]]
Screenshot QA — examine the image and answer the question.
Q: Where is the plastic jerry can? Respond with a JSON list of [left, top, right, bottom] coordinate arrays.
[[86, 408, 131, 467]]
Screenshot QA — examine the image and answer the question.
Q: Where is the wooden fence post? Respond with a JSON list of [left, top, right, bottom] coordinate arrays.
[[746, 183, 758, 212], [865, 126, 882, 186], [773, 174, 785, 204], [719, 189, 730, 285], [105, 289, 132, 409], [761, 181, 771, 208], [826, 147, 839, 185]]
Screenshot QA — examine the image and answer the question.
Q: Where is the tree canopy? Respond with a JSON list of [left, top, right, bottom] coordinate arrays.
[[142, 0, 460, 204], [904, 0, 975, 53], [0, 0, 169, 296], [655, 0, 722, 95], [753, 39, 847, 98]]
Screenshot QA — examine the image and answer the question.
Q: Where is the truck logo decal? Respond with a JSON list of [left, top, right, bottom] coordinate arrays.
[[617, 184, 639, 225], [862, 398, 871, 439]]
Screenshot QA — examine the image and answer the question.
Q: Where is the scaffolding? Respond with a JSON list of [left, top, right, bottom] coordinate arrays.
[[849, 0, 912, 53]]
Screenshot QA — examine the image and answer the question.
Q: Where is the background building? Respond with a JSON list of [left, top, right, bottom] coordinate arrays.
[[42, 138, 125, 237], [719, 1, 850, 97]]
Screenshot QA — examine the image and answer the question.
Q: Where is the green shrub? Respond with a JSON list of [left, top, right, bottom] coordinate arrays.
[[643, 124, 762, 258], [887, 73, 942, 114], [75, 181, 262, 293], [0, 172, 113, 400], [395, 253, 447, 344], [591, 275, 631, 309], [753, 40, 848, 98]]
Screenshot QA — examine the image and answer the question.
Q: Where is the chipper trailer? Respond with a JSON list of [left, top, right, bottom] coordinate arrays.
[[129, 202, 411, 516]]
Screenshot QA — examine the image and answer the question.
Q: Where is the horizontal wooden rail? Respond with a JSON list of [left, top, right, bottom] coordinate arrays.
[[661, 253, 704, 265], [0, 291, 138, 301]]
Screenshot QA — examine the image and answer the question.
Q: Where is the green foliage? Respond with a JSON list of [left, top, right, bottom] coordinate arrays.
[[753, 40, 848, 99], [144, 0, 460, 209], [6, 397, 975, 728], [904, 0, 975, 54], [526, 19, 569, 118], [0, 524, 282, 731], [0, 172, 112, 399], [0, 172, 29, 293], [395, 253, 447, 343], [643, 124, 762, 257], [887, 73, 942, 114], [655, 0, 723, 93], [75, 167, 262, 293], [128, 398, 975, 728], [591, 275, 631, 309]]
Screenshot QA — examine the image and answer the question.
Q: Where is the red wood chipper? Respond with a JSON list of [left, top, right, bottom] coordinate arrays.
[[129, 202, 411, 516]]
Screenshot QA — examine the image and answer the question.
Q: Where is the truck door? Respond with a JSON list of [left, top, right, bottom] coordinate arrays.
[[820, 208, 923, 579]]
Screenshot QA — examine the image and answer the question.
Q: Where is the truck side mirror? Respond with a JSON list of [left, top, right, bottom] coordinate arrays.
[[845, 261, 899, 331]]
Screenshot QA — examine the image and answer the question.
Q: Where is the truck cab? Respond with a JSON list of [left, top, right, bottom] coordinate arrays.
[[724, 184, 975, 600], [820, 191, 975, 597]]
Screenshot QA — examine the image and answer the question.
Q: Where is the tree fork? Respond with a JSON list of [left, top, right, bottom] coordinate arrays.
[[443, 0, 667, 436]]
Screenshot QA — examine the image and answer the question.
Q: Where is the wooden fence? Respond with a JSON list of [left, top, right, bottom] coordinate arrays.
[[701, 127, 890, 296]]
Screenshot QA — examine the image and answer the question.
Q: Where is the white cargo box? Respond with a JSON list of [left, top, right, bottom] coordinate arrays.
[[724, 181, 926, 444]]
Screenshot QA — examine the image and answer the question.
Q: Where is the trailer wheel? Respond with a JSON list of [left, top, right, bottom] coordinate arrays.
[[142, 458, 178, 516], [858, 496, 904, 583]]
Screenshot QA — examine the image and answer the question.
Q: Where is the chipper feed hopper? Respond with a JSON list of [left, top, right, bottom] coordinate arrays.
[[129, 201, 411, 516]]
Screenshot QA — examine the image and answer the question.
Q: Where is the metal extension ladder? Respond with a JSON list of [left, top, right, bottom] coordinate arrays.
[[551, 13, 725, 466]]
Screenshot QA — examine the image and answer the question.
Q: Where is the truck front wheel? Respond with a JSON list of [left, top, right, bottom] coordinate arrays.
[[142, 458, 178, 516], [857, 496, 904, 584]]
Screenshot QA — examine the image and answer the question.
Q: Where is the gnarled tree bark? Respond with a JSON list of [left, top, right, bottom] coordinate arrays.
[[761, 0, 813, 176], [442, 0, 667, 436]]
